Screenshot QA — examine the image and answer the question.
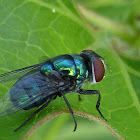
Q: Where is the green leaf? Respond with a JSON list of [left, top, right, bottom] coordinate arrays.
[[26, 114, 118, 140], [77, 0, 140, 46], [77, 0, 136, 23], [0, 0, 139, 140]]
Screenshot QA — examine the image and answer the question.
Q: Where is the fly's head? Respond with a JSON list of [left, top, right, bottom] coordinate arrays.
[[80, 50, 106, 84]]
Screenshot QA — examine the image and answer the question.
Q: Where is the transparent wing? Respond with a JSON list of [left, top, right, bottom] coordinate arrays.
[[0, 63, 42, 84], [0, 90, 44, 116], [0, 71, 71, 117]]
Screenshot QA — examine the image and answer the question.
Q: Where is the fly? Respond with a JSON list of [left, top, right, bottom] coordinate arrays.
[[0, 50, 107, 132]]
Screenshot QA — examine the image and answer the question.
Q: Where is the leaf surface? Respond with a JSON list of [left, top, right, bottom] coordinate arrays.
[[0, 0, 139, 140]]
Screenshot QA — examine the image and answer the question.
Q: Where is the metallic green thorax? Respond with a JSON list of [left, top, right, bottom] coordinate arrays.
[[40, 54, 88, 87]]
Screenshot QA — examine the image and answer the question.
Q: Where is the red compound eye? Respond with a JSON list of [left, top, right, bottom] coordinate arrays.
[[81, 50, 94, 53], [93, 59, 105, 82]]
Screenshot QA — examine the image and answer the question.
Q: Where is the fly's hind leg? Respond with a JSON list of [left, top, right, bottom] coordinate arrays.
[[14, 96, 55, 132]]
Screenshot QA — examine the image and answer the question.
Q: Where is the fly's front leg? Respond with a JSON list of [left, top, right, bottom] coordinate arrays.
[[77, 89, 107, 122]]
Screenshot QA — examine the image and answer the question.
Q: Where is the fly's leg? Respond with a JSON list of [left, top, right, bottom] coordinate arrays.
[[78, 95, 82, 101], [77, 89, 107, 122], [14, 96, 55, 132], [61, 92, 77, 132]]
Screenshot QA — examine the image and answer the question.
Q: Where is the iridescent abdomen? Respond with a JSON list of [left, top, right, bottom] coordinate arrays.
[[10, 72, 48, 110]]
